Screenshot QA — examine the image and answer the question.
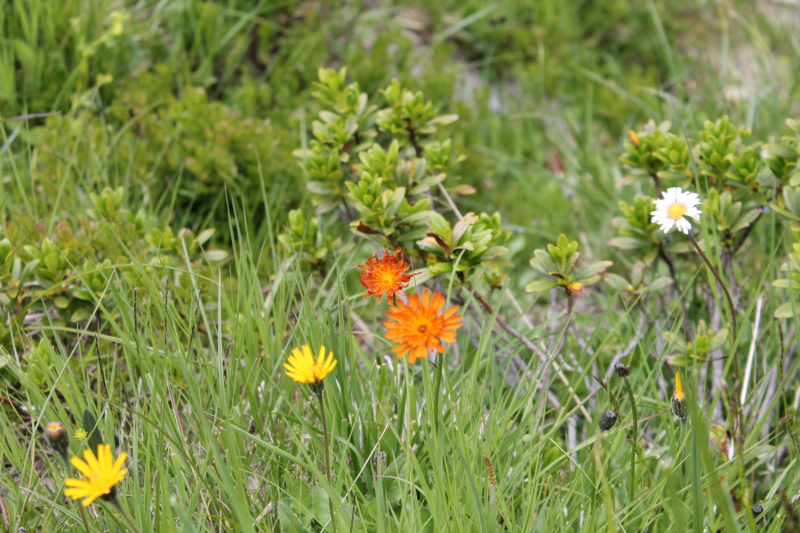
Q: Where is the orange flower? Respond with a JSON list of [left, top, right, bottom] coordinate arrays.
[[383, 289, 463, 363], [359, 248, 416, 304]]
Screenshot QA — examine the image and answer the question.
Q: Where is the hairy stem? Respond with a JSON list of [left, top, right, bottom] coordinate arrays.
[[687, 232, 739, 381], [658, 245, 693, 338], [433, 357, 444, 433], [404, 117, 423, 157], [622, 377, 638, 500], [649, 171, 662, 197], [77, 505, 91, 533], [316, 391, 337, 533]]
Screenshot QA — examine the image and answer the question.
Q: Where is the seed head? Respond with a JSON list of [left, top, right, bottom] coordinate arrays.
[[598, 410, 618, 431], [614, 363, 631, 377], [751, 504, 763, 516], [483, 455, 496, 486]]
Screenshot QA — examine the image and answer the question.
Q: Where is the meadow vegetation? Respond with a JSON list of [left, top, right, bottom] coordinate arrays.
[[1, 0, 800, 531]]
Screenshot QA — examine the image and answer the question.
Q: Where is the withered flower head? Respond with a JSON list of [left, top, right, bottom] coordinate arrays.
[[358, 248, 416, 304], [598, 410, 618, 431]]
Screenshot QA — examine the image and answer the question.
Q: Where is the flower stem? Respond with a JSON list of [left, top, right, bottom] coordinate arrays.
[[316, 391, 337, 533], [687, 232, 739, 379], [77, 505, 91, 533], [622, 377, 638, 499], [432, 357, 443, 434], [111, 501, 143, 533], [55, 455, 92, 533]]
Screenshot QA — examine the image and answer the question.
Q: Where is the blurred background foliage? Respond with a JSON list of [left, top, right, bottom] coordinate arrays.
[[4, 0, 797, 238]]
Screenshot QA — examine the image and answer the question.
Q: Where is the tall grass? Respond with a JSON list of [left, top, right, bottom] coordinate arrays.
[[0, 197, 795, 531]]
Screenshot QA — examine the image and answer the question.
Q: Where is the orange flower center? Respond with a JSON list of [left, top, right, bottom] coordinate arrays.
[[667, 202, 687, 221], [418, 325, 427, 333], [377, 269, 398, 287]]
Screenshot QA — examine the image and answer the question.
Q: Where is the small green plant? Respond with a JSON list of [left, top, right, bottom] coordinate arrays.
[[663, 320, 728, 366], [526, 234, 612, 299], [609, 196, 663, 264], [605, 261, 672, 296], [417, 212, 510, 282]]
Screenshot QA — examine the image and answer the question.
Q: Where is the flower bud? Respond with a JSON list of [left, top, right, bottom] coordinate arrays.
[[44, 421, 70, 460], [99, 484, 118, 504], [309, 380, 325, 396], [671, 372, 688, 422], [598, 410, 618, 431], [614, 363, 631, 377], [671, 396, 688, 421]]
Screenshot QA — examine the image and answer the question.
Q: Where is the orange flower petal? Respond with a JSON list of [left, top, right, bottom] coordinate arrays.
[[382, 290, 463, 365]]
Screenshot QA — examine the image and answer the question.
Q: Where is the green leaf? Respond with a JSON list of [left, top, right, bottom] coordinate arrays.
[[428, 114, 459, 125], [709, 329, 728, 351], [605, 274, 630, 291], [279, 499, 310, 533], [290, 480, 313, 527], [647, 277, 673, 293], [572, 261, 613, 281], [13, 39, 37, 69], [410, 267, 433, 285], [197, 228, 215, 245], [70, 307, 93, 323], [202, 250, 228, 262], [775, 301, 797, 318], [770, 203, 800, 222], [609, 236, 649, 250], [82, 409, 104, 454], [766, 143, 799, 159], [525, 279, 559, 293], [44, 253, 59, 273], [582, 274, 602, 286], [668, 354, 694, 366]]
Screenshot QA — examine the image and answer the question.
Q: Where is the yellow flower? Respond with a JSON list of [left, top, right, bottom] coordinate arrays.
[[64, 444, 127, 506], [284, 345, 337, 385]]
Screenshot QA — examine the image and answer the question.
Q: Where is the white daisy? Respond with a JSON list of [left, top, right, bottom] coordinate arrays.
[[651, 187, 702, 234]]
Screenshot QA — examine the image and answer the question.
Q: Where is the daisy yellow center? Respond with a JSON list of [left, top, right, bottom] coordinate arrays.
[[667, 202, 687, 221]]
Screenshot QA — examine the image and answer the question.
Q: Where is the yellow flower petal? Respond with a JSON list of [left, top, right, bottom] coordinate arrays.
[[284, 345, 337, 385], [63, 444, 127, 506]]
